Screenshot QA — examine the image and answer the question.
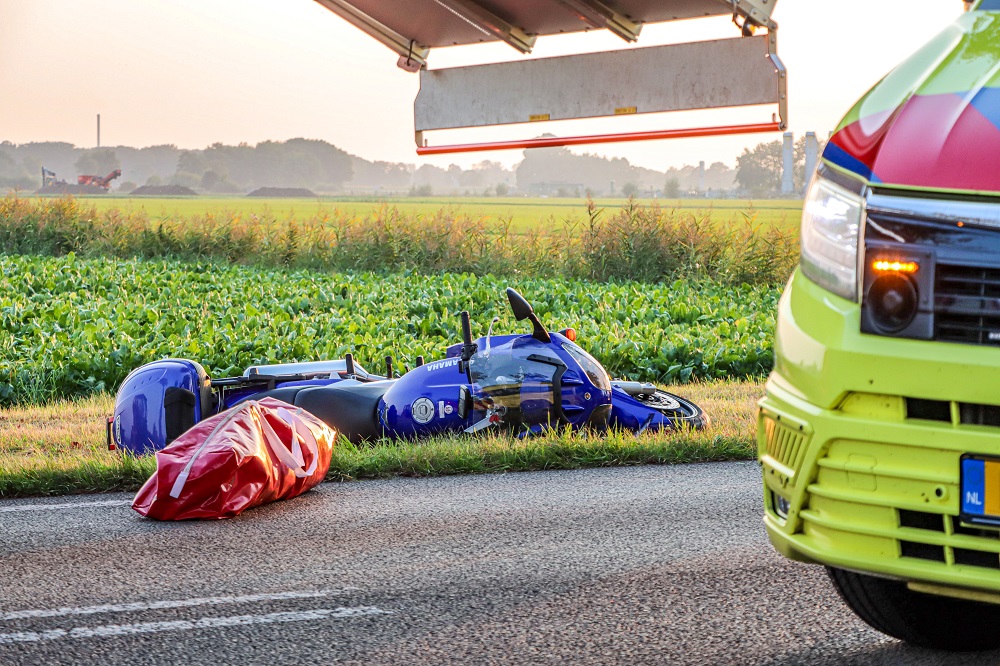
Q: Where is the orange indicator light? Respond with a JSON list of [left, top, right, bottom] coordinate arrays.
[[563, 328, 577, 341], [873, 260, 919, 274]]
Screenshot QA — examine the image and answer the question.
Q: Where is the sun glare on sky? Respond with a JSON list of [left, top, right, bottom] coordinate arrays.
[[0, 0, 965, 170]]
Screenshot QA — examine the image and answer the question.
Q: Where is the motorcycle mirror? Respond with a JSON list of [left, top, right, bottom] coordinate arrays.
[[506, 287, 551, 343], [506, 288, 534, 321]]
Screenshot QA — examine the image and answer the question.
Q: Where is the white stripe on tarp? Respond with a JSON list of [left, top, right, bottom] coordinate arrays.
[[0, 499, 130, 514], [0, 606, 390, 644], [170, 401, 257, 499], [0, 590, 356, 621]]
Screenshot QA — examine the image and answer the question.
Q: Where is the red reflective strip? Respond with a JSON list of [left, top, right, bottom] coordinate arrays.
[[416, 122, 781, 155]]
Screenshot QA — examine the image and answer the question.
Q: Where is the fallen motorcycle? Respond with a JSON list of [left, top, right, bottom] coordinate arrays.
[[109, 288, 707, 455]]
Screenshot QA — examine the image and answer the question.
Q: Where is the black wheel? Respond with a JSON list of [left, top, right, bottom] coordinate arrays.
[[633, 389, 709, 430], [827, 566, 1000, 651]]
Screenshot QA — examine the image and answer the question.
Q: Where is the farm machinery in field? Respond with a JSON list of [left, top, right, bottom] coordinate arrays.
[[77, 169, 121, 191]]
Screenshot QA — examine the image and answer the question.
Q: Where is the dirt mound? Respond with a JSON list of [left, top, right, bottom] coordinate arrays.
[[247, 187, 317, 198], [129, 185, 198, 196], [36, 184, 110, 195]]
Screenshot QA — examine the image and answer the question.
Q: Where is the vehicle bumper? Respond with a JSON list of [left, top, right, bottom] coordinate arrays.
[[760, 269, 1000, 593]]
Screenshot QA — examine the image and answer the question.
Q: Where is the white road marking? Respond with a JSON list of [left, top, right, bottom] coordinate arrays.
[[0, 590, 356, 621], [0, 606, 390, 644], [0, 499, 130, 514]]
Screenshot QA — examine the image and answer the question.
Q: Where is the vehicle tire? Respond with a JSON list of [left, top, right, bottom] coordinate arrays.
[[632, 388, 709, 430], [827, 566, 1000, 651]]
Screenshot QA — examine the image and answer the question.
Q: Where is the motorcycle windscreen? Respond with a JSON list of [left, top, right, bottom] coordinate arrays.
[[468, 338, 563, 431]]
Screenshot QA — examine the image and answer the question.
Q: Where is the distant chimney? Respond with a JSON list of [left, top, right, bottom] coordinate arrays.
[[781, 132, 794, 194], [803, 132, 819, 192]]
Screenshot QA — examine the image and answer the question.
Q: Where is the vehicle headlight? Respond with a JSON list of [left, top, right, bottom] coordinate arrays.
[[562, 341, 611, 392], [799, 172, 864, 301]]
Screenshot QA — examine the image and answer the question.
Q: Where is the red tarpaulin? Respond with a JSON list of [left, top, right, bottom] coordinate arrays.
[[133, 398, 336, 520]]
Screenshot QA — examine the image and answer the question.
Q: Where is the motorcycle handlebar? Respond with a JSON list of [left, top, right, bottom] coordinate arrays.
[[459, 310, 477, 375], [460, 311, 472, 347]]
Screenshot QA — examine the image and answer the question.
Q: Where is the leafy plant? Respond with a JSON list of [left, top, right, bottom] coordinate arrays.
[[0, 254, 780, 406]]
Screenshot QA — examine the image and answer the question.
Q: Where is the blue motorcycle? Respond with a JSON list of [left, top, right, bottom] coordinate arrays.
[[109, 288, 707, 455]]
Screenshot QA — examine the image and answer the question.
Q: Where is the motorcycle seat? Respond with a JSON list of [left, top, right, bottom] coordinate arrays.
[[251, 380, 392, 444]]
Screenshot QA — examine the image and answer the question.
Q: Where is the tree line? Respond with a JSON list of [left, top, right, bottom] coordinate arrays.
[[1, 136, 821, 197]]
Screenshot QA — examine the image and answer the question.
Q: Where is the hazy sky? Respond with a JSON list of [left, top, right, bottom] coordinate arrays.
[[0, 0, 965, 171]]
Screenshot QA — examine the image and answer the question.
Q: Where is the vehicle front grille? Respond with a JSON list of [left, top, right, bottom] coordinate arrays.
[[759, 411, 811, 494], [761, 414, 807, 471], [863, 198, 1000, 347], [904, 396, 1000, 427], [935, 264, 1000, 346], [803, 440, 1000, 578], [897, 509, 1000, 570]]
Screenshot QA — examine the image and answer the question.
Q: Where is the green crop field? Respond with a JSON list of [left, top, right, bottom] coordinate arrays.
[[1, 194, 795, 495], [70, 195, 803, 233], [0, 253, 780, 407]]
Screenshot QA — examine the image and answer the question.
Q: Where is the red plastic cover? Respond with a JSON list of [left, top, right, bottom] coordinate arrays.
[[133, 398, 336, 520]]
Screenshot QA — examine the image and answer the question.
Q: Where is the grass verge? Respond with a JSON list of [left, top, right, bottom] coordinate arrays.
[[0, 380, 761, 498]]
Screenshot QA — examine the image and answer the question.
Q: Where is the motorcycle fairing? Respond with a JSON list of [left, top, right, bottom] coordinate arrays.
[[112, 359, 212, 456], [379, 358, 470, 437]]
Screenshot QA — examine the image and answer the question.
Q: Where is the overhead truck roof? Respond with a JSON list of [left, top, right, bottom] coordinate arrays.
[[312, 0, 784, 154], [313, 0, 777, 65]]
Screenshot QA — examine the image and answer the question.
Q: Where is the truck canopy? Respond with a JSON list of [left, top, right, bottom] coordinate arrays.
[[314, 0, 786, 153]]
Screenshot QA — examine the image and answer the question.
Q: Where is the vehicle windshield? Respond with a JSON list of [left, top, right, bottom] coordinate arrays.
[[468, 337, 563, 430]]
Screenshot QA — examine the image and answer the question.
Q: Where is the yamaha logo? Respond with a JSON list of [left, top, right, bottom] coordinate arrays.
[[425, 359, 459, 372]]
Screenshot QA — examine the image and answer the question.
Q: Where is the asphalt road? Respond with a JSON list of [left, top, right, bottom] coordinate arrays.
[[2, 462, 999, 665]]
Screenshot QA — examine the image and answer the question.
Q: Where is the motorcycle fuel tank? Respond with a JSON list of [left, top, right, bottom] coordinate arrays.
[[379, 357, 470, 438]]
